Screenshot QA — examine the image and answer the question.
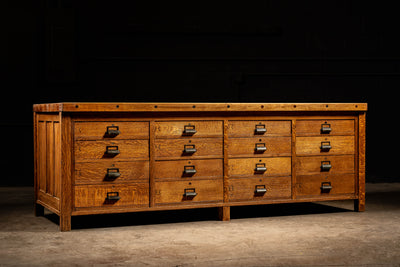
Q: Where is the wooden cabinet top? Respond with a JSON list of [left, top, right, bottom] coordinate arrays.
[[33, 102, 367, 113]]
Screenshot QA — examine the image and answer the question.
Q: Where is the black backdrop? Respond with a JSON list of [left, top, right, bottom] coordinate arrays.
[[5, 1, 399, 185]]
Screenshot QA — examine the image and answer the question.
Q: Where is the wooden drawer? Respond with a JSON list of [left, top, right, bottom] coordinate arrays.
[[228, 137, 291, 157], [296, 174, 355, 197], [296, 136, 354, 156], [228, 120, 291, 137], [229, 157, 291, 178], [296, 155, 355, 175], [75, 140, 149, 161], [74, 183, 149, 208], [74, 161, 149, 185], [154, 138, 223, 160], [228, 177, 291, 202], [74, 121, 149, 140], [155, 121, 222, 138], [154, 159, 223, 180], [296, 119, 354, 136], [155, 179, 223, 205]]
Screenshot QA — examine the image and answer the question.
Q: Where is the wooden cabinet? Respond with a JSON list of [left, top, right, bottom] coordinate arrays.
[[33, 103, 367, 231]]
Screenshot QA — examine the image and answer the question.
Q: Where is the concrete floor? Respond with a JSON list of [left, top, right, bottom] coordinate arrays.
[[0, 183, 399, 267]]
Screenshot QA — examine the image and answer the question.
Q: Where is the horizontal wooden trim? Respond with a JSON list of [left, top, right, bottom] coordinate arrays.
[[33, 103, 367, 113]]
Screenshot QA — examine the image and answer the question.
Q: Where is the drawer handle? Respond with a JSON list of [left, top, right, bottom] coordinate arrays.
[[321, 182, 332, 192], [183, 188, 197, 198], [106, 168, 121, 179], [183, 144, 197, 154], [254, 163, 267, 173], [254, 185, 267, 194], [254, 124, 267, 134], [320, 141, 332, 151], [321, 123, 332, 134], [106, 125, 121, 137], [183, 124, 197, 135], [255, 143, 267, 152], [106, 192, 121, 201], [321, 161, 332, 171], [183, 165, 197, 175], [105, 146, 120, 155]]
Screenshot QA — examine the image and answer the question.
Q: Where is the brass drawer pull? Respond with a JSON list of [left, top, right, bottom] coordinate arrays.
[[183, 188, 197, 198], [183, 165, 197, 175], [183, 124, 197, 135], [254, 185, 267, 194], [320, 141, 332, 151], [106, 192, 121, 201], [321, 182, 332, 192], [254, 124, 267, 134], [255, 143, 267, 152], [254, 163, 267, 173], [321, 123, 332, 134], [106, 168, 121, 180], [106, 125, 121, 137], [105, 146, 120, 155], [321, 161, 332, 171], [183, 144, 197, 154]]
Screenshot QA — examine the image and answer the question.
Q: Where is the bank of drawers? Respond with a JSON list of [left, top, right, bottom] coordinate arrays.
[[154, 121, 224, 205], [73, 121, 150, 209], [295, 119, 356, 198], [227, 121, 292, 202]]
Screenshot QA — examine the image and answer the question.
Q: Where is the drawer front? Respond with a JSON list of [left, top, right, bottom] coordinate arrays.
[[74, 183, 149, 208], [229, 157, 291, 178], [229, 177, 291, 202], [228, 137, 291, 157], [296, 136, 354, 156], [154, 138, 223, 159], [296, 155, 355, 175], [228, 120, 291, 137], [75, 140, 149, 161], [74, 121, 149, 140], [296, 174, 355, 197], [155, 121, 223, 138], [75, 161, 149, 185], [296, 119, 354, 136], [155, 179, 223, 205], [154, 159, 223, 180]]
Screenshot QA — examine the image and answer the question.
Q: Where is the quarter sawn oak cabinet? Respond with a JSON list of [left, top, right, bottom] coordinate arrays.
[[33, 103, 367, 231]]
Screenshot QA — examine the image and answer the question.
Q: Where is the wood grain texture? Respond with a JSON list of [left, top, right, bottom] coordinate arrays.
[[154, 159, 223, 180], [228, 120, 291, 137], [296, 155, 355, 175], [154, 179, 223, 205], [74, 183, 149, 208], [33, 102, 368, 112], [74, 121, 149, 140], [154, 138, 223, 160], [154, 121, 223, 138], [296, 173, 355, 197], [228, 176, 292, 202], [228, 137, 291, 157], [296, 119, 355, 136], [228, 157, 291, 178], [74, 161, 149, 184], [356, 112, 366, 211], [296, 136, 355, 156], [75, 140, 149, 161]]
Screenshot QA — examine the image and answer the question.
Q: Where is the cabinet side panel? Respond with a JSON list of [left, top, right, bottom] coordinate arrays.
[[36, 113, 61, 213]]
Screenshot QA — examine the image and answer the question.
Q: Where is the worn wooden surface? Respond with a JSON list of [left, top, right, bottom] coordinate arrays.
[[228, 157, 291, 178], [154, 121, 222, 138], [154, 159, 223, 180], [227, 120, 291, 137], [228, 137, 292, 157], [74, 121, 149, 140]]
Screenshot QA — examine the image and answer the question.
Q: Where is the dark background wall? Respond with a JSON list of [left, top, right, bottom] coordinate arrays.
[[5, 1, 399, 185]]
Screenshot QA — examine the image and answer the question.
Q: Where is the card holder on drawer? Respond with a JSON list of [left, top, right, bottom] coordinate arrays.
[[155, 121, 223, 138], [228, 121, 291, 137], [296, 136, 354, 156], [228, 137, 291, 157], [296, 173, 355, 197], [75, 161, 149, 184], [296, 120, 355, 136], [154, 159, 223, 180], [228, 157, 291, 178], [296, 155, 355, 175], [74, 121, 149, 140]]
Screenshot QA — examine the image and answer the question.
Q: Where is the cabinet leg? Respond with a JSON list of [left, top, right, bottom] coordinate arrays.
[[34, 203, 44, 217], [218, 206, 230, 221], [60, 214, 71, 231], [354, 197, 365, 212]]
